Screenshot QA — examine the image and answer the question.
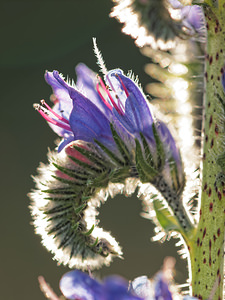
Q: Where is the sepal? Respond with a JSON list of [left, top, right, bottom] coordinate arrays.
[[135, 138, 159, 182], [153, 198, 184, 234]]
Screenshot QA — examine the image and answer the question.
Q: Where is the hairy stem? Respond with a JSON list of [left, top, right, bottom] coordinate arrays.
[[190, 4, 225, 300]]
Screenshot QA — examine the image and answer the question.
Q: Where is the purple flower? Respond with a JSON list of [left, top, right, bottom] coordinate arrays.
[[35, 63, 154, 153], [181, 5, 204, 33], [59, 270, 142, 300], [34, 62, 185, 194], [154, 273, 172, 300]]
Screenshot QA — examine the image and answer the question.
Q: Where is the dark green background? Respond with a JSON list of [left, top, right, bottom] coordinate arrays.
[[0, 1, 187, 299]]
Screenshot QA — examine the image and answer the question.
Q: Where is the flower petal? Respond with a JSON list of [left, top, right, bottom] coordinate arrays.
[[45, 71, 72, 120], [113, 93, 154, 141], [76, 63, 111, 116], [116, 73, 154, 131], [60, 270, 102, 300], [154, 272, 173, 300], [58, 135, 75, 152], [103, 276, 142, 300], [69, 93, 114, 146], [157, 121, 181, 164]]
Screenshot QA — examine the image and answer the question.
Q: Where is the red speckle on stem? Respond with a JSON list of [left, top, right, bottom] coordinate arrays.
[[208, 187, 212, 197], [209, 202, 213, 212], [215, 124, 219, 135], [217, 228, 221, 237]]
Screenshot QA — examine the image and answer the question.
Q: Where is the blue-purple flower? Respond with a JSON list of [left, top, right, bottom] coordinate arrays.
[[59, 268, 178, 300], [59, 270, 142, 300], [36, 63, 154, 154], [35, 63, 182, 183]]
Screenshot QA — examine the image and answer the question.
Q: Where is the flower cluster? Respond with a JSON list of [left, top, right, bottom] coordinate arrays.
[[35, 61, 184, 193], [59, 268, 177, 300], [60, 270, 142, 300], [31, 50, 191, 270]]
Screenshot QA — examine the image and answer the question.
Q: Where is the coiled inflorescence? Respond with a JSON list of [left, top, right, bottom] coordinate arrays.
[[30, 59, 192, 269]]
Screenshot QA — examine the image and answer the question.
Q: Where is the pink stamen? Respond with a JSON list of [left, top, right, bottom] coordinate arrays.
[[41, 100, 70, 125], [115, 94, 125, 113], [98, 76, 122, 115], [38, 108, 72, 132], [96, 83, 113, 110], [116, 74, 129, 97]]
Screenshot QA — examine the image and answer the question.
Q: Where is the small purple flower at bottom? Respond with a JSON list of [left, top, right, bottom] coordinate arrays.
[[59, 270, 142, 300]]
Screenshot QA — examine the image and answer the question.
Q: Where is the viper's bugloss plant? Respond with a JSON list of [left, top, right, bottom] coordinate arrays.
[[29, 0, 225, 299]]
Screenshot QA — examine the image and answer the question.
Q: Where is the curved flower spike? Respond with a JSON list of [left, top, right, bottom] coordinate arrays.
[[31, 60, 193, 270]]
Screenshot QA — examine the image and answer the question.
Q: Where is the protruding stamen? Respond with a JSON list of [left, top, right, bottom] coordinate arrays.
[[40, 100, 70, 125], [97, 75, 122, 115], [33, 103, 72, 132], [115, 74, 129, 97], [96, 83, 113, 110]]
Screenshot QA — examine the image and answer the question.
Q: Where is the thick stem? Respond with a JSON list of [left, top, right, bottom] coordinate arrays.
[[191, 4, 225, 300]]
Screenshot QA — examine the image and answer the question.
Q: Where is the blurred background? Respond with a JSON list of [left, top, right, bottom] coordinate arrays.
[[0, 1, 187, 299]]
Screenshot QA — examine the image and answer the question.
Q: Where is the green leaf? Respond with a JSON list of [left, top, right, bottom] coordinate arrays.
[[153, 199, 183, 233]]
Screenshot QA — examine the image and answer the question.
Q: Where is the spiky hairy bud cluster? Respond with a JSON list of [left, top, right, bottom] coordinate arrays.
[[110, 0, 203, 49], [30, 121, 193, 270]]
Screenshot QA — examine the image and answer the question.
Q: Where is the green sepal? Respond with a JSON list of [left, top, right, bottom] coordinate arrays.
[[152, 123, 165, 169], [90, 170, 110, 188], [89, 237, 99, 248], [135, 138, 158, 182], [140, 132, 155, 167], [72, 145, 107, 169], [48, 220, 70, 235], [71, 221, 80, 232], [58, 231, 75, 249], [109, 166, 131, 182], [68, 155, 101, 174], [94, 140, 125, 166], [44, 204, 72, 215], [48, 211, 72, 222], [153, 199, 183, 233], [169, 157, 181, 192], [110, 123, 131, 164], [52, 162, 90, 181], [51, 175, 84, 188], [74, 203, 87, 214], [82, 224, 95, 236], [44, 195, 77, 201], [42, 188, 76, 195]]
